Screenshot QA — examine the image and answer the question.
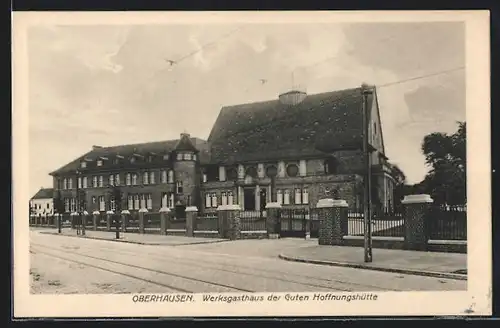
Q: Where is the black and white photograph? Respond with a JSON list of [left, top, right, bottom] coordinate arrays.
[[13, 11, 491, 317]]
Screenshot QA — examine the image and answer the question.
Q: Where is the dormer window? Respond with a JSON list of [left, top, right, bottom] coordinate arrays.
[[324, 157, 339, 175], [147, 156, 153, 163], [130, 157, 136, 164], [193, 154, 197, 161], [177, 153, 183, 161], [245, 166, 257, 178], [80, 162, 87, 168], [184, 153, 192, 161], [163, 154, 169, 160], [97, 160, 103, 167], [286, 164, 299, 177]]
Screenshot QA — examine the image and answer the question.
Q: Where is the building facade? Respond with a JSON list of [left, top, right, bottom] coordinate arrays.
[[49, 86, 395, 216], [30, 188, 54, 217]]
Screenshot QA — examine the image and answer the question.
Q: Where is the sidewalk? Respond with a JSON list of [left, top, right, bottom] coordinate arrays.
[[39, 229, 228, 246], [279, 245, 467, 280]]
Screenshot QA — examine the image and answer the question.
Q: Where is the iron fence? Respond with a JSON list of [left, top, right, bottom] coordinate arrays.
[[279, 208, 307, 237], [196, 213, 219, 232], [126, 212, 140, 232], [240, 210, 266, 231], [144, 212, 161, 234], [96, 213, 108, 230], [427, 205, 467, 240], [347, 211, 405, 238], [168, 216, 186, 231]]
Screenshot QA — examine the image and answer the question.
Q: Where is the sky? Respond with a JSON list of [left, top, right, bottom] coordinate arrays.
[[27, 21, 465, 197]]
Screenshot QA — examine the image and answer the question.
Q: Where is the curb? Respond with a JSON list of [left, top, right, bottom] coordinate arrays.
[[39, 231, 229, 246], [278, 254, 467, 281]]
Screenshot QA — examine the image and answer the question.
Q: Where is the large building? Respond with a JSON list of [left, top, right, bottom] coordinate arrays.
[[49, 86, 395, 217], [30, 187, 54, 217]]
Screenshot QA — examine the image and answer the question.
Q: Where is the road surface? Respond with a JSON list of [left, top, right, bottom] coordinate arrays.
[[29, 230, 466, 294]]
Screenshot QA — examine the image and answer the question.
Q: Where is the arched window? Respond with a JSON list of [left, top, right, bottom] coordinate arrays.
[[168, 170, 174, 183], [226, 167, 238, 180], [161, 170, 167, 183]]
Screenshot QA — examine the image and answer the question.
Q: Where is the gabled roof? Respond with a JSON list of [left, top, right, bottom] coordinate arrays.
[[207, 87, 376, 164], [50, 137, 210, 175], [31, 188, 54, 200]]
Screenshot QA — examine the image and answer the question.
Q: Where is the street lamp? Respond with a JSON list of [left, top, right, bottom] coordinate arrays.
[[362, 86, 373, 263]]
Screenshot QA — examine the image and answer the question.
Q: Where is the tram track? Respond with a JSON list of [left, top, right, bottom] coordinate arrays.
[[31, 243, 254, 293]]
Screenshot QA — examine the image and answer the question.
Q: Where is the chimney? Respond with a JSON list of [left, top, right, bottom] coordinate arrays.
[[92, 145, 103, 150]]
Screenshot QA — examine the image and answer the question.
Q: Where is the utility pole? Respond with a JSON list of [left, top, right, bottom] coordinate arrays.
[[362, 85, 373, 263]]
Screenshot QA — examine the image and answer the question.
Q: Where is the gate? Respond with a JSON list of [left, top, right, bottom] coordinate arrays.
[[279, 208, 307, 238]]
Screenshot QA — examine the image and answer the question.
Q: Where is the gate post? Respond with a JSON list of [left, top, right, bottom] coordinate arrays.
[[159, 207, 170, 235], [138, 209, 147, 234], [265, 202, 281, 239], [304, 210, 311, 240], [217, 205, 241, 240], [92, 211, 98, 230], [402, 194, 433, 251], [317, 198, 349, 246], [70, 212, 77, 229], [122, 210, 131, 233], [185, 206, 198, 237], [105, 211, 113, 231]]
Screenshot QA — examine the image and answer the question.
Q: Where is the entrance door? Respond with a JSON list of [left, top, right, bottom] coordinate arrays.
[[243, 188, 255, 211]]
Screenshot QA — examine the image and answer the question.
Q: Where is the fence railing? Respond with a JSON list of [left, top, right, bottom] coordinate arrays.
[[196, 213, 219, 232], [144, 212, 161, 234], [168, 216, 186, 231], [239, 210, 266, 231], [427, 205, 467, 240]]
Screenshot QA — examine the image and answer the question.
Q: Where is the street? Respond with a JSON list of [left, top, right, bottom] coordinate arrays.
[[29, 230, 467, 294]]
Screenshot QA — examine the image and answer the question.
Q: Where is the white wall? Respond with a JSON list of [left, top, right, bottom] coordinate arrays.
[[30, 198, 54, 216]]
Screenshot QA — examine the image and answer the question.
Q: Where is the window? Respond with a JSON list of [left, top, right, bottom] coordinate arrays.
[[283, 190, 290, 205], [93, 176, 98, 187], [133, 195, 139, 209], [177, 153, 183, 161], [294, 188, 302, 204], [64, 198, 70, 212], [140, 194, 146, 209], [70, 198, 76, 212], [69, 178, 74, 189], [186, 153, 192, 160], [211, 193, 218, 208], [126, 173, 131, 186], [163, 154, 169, 160], [63, 178, 68, 190], [245, 166, 257, 178], [143, 172, 149, 185], [132, 174, 138, 185], [97, 160, 103, 167], [128, 196, 133, 210], [109, 175, 114, 186], [302, 188, 309, 204], [324, 158, 338, 175], [146, 194, 152, 210], [373, 122, 377, 135], [176, 181, 183, 194], [92, 196, 96, 204], [168, 170, 174, 183], [202, 173, 207, 183], [147, 156, 153, 163], [286, 164, 299, 177], [115, 174, 120, 185], [82, 177, 88, 188], [98, 176, 104, 187], [205, 193, 211, 208], [162, 193, 168, 208], [161, 170, 167, 183], [228, 192, 234, 205], [81, 162, 87, 168], [221, 192, 227, 206], [110, 198, 116, 211], [149, 172, 155, 184], [130, 157, 136, 163], [193, 154, 197, 161], [277, 190, 283, 205], [47, 203, 50, 209], [78, 177, 82, 189], [169, 193, 174, 208], [226, 168, 238, 180], [99, 196, 105, 211]]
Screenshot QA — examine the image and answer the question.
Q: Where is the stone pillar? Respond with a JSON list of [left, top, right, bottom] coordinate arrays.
[[159, 207, 170, 235], [106, 211, 113, 231], [402, 194, 433, 251], [238, 186, 244, 209], [304, 211, 311, 240], [92, 212, 98, 231], [255, 185, 260, 211], [265, 202, 281, 239], [138, 209, 147, 233], [185, 206, 198, 237], [317, 198, 349, 246], [217, 205, 241, 240], [122, 210, 131, 233], [55, 214, 61, 232]]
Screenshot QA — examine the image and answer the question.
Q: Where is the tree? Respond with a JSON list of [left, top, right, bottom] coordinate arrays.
[[420, 121, 466, 205]]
